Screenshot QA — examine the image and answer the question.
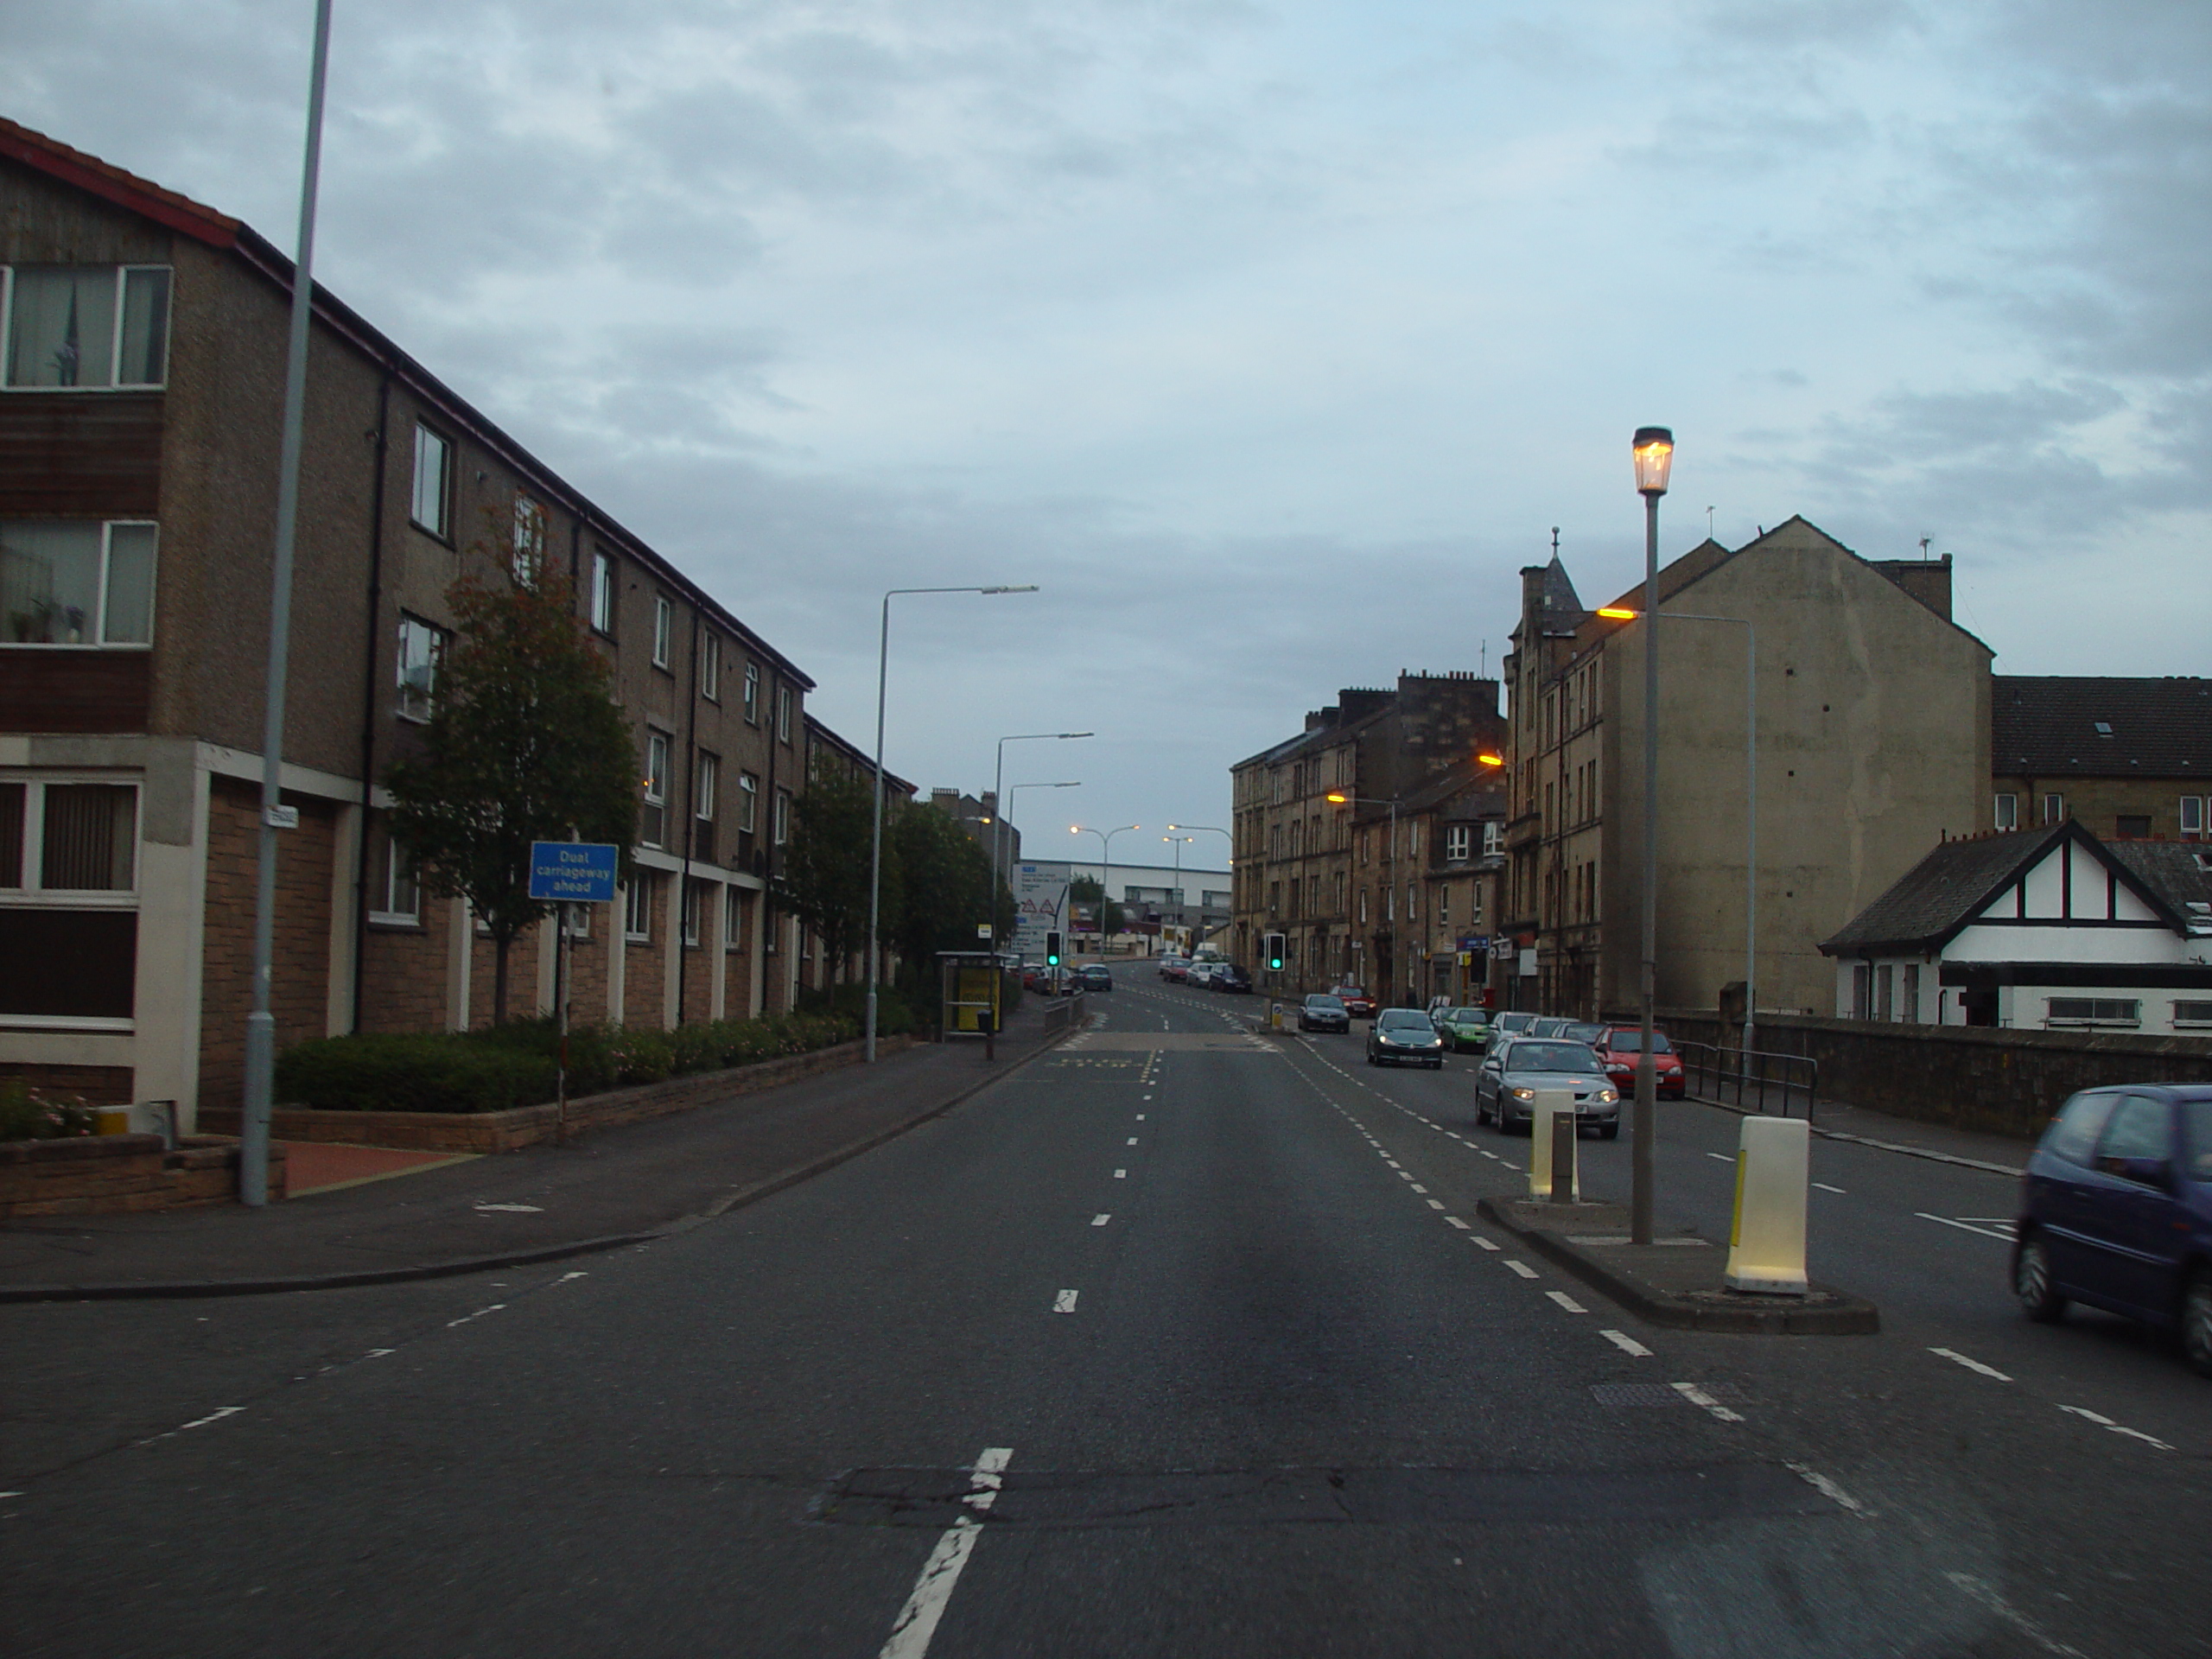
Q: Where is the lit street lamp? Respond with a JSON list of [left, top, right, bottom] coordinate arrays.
[[989, 731, 1092, 952], [1630, 424, 1674, 1245], [1161, 834, 1192, 954], [868, 585, 1039, 1062], [1069, 823, 1140, 952]]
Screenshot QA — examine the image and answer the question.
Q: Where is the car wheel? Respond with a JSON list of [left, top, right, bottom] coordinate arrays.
[[2183, 1268, 2212, 1378], [2014, 1231, 2067, 1325]]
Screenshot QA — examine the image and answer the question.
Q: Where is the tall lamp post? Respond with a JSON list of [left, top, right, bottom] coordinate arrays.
[[1597, 603, 1757, 1055], [1069, 823, 1139, 954], [1325, 791, 1399, 1001], [1161, 834, 1192, 954], [1630, 425, 1675, 1246], [1166, 823, 1235, 958], [868, 584, 1039, 1063], [1001, 781, 1080, 947], [990, 732, 1091, 951]]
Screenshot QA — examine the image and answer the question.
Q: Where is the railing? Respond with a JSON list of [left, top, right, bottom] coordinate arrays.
[[1042, 991, 1086, 1035], [1675, 1040, 1818, 1119]]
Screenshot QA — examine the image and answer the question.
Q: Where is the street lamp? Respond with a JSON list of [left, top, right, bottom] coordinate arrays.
[[990, 731, 1092, 951], [1327, 791, 1402, 1001], [1597, 603, 1758, 1056], [868, 584, 1039, 1062], [1069, 823, 1139, 954], [1630, 424, 1673, 1245], [1004, 780, 1081, 946], [1161, 834, 1192, 955]]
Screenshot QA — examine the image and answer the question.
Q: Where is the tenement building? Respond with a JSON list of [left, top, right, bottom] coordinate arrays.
[[1499, 518, 1993, 1020], [0, 118, 836, 1127], [1990, 676, 2212, 842]]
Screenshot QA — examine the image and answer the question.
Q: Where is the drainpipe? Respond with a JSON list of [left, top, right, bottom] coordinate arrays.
[[677, 606, 701, 1025], [350, 362, 393, 1033]]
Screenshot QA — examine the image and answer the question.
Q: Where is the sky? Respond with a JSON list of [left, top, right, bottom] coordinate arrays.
[[6, 0, 2208, 869]]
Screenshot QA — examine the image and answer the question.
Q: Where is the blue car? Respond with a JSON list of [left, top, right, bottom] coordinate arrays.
[[2015, 1084, 2212, 1376]]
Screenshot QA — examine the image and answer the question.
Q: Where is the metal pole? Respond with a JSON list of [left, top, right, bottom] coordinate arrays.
[[240, 0, 335, 1208], [866, 592, 890, 1062], [1744, 620, 1758, 1057], [1634, 491, 1660, 1246], [991, 736, 1007, 955], [556, 904, 571, 1145]]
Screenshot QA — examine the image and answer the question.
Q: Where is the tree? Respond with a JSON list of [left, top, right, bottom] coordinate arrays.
[[776, 768, 891, 981], [1069, 874, 1124, 939], [889, 801, 997, 993], [385, 563, 637, 1023]]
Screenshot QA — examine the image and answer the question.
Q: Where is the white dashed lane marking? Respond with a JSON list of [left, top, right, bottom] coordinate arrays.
[[1673, 1382, 1745, 1423], [1113, 1169, 1127, 1179], [1601, 1329, 1652, 1357], [1930, 1346, 2012, 1382], [1917, 1212, 2013, 1242], [1090, 1214, 1110, 1227], [1546, 1291, 1588, 1314], [1503, 1260, 1539, 1279], [2057, 1405, 2174, 1452], [1052, 1290, 1079, 1314]]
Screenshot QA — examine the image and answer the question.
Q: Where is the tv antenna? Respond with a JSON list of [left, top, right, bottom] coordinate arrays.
[[1919, 536, 1933, 561]]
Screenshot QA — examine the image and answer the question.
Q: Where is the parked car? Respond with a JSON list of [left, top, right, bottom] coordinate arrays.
[[1211, 963, 1253, 994], [1475, 1038, 1621, 1135], [1185, 961, 1220, 989], [1433, 1007, 1493, 1052], [2014, 1084, 2212, 1375], [1159, 955, 1192, 981], [1332, 985, 1377, 1019], [1528, 1016, 1573, 1038], [1490, 1011, 1541, 1039], [1593, 1027, 1686, 1098], [1299, 994, 1351, 1033], [1020, 963, 1052, 994], [1368, 1007, 1446, 1068], [1071, 963, 1113, 992]]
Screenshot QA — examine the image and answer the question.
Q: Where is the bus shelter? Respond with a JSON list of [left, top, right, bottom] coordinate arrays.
[[938, 950, 1018, 1038]]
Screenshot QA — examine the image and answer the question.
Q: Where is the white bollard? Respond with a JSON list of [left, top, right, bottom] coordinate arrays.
[[1527, 1090, 1579, 1200], [1725, 1116, 1810, 1294]]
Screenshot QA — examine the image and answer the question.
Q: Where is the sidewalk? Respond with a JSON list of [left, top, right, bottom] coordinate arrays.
[[0, 1007, 1075, 1301], [1688, 1089, 2037, 1178]]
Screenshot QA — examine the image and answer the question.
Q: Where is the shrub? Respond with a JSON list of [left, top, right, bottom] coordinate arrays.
[[798, 982, 915, 1036], [0, 1078, 95, 1141], [275, 1033, 557, 1115]]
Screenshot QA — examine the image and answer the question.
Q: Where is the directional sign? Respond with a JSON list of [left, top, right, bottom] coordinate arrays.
[[529, 841, 620, 903]]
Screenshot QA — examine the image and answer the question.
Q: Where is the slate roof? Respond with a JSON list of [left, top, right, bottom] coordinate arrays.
[[1993, 677, 2212, 779], [1535, 556, 1587, 637], [2107, 841, 2212, 936]]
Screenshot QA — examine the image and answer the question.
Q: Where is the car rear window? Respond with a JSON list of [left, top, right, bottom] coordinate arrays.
[[2184, 1101, 2212, 1180], [1605, 1030, 1674, 1054], [1508, 1041, 1601, 1071], [2044, 1090, 2119, 1166]]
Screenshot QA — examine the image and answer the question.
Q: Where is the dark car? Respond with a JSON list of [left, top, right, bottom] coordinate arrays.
[[2015, 1084, 2212, 1375], [1299, 994, 1351, 1033], [1211, 963, 1252, 994], [1475, 1038, 1621, 1135], [1368, 1007, 1446, 1068], [1593, 1027, 1687, 1099], [1071, 963, 1113, 992], [1332, 985, 1377, 1020]]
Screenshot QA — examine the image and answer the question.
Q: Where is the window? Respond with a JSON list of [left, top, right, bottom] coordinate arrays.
[[1483, 821, 1504, 857], [694, 751, 718, 823], [2182, 797, 2205, 841], [641, 730, 670, 849], [700, 632, 721, 701], [1902, 963, 1921, 1023], [3, 520, 156, 646], [682, 879, 702, 948], [2044, 1091, 2117, 1166], [0, 779, 139, 1025], [2046, 996, 2140, 1027], [591, 550, 616, 635], [743, 661, 760, 724], [2042, 792, 2064, 826], [2094, 1095, 2171, 1174], [2171, 1000, 2212, 1027], [725, 887, 745, 952], [3, 265, 170, 388], [1446, 825, 1471, 861], [1406, 881, 1417, 922], [1852, 963, 1872, 1020], [511, 495, 548, 586], [773, 787, 791, 846], [623, 874, 653, 942], [652, 595, 671, 668], [1876, 963, 1893, 1021], [1993, 793, 2018, 831], [777, 686, 793, 743], [0, 782, 138, 892], [396, 613, 447, 721], [2115, 814, 2151, 839], [738, 771, 759, 834], [410, 425, 452, 537], [369, 823, 419, 923]]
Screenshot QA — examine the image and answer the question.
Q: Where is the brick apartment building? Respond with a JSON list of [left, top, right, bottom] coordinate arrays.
[[0, 118, 850, 1128]]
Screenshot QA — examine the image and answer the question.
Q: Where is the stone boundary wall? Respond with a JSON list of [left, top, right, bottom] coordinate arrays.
[[1658, 1009, 2212, 1141], [1, 1135, 287, 1219], [200, 1034, 912, 1154]]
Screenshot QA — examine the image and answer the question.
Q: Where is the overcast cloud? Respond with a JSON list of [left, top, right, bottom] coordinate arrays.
[[5, 0, 2206, 861]]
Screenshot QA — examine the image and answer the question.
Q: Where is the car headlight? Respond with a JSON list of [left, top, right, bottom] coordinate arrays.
[[1595, 1089, 1618, 1103], [1509, 1086, 1535, 1101]]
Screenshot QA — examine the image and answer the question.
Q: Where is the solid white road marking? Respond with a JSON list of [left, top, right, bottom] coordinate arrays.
[[446, 1304, 505, 1328], [1600, 1329, 1652, 1357], [1504, 1260, 1539, 1279], [1546, 1291, 1588, 1313], [1812, 1183, 1846, 1194], [1113, 1169, 1127, 1179], [2057, 1404, 2174, 1452], [1785, 1462, 1873, 1519], [1090, 1214, 1110, 1227], [1053, 1290, 1079, 1313], [1957, 1217, 2018, 1229], [1917, 1212, 2014, 1241], [1471, 1236, 1501, 1251], [175, 1405, 246, 1433], [1945, 1573, 2087, 1657], [1930, 1346, 2012, 1382], [1706, 1152, 1734, 1162], [878, 1446, 1014, 1659], [1671, 1382, 1745, 1423]]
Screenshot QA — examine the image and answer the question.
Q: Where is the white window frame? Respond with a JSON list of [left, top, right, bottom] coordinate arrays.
[[1, 264, 173, 391], [512, 494, 548, 586], [2045, 996, 2141, 1028], [743, 661, 760, 724], [2173, 999, 2212, 1028], [641, 730, 670, 849], [591, 549, 616, 635], [1446, 824, 1471, 862], [776, 685, 792, 743], [700, 631, 721, 702], [1482, 821, 1504, 857], [367, 823, 420, 925], [773, 787, 791, 846], [724, 886, 744, 952], [695, 750, 717, 824], [738, 772, 759, 834], [1993, 792, 2018, 831], [623, 874, 653, 942], [682, 878, 702, 948], [396, 613, 447, 722], [652, 595, 672, 669], [2183, 796, 2206, 840], [1, 518, 159, 649], [410, 424, 452, 538], [0, 777, 140, 904]]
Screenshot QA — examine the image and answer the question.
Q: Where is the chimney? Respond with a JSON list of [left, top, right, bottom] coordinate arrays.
[[1868, 553, 1954, 621]]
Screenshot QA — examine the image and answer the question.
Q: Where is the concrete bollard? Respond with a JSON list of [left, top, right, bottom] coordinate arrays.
[[1527, 1089, 1579, 1200], [1725, 1115, 1810, 1294]]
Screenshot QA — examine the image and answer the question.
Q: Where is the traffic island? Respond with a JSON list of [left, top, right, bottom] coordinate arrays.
[[1474, 1196, 1879, 1335]]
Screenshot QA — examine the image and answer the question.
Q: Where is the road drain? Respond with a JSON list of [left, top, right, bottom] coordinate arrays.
[[812, 1463, 1834, 1529]]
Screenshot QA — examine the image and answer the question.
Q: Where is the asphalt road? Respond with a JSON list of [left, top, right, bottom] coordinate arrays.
[[5, 981, 2209, 1656]]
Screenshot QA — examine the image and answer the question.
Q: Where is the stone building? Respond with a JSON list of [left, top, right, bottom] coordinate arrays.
[[1499, 518, 1993, 1020], [1990, 676, 2212, 842], [0, 117, 836, 1127]]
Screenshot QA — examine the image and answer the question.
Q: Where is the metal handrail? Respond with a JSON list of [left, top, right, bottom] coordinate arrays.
[[1676, 1040, 1818, 1119]]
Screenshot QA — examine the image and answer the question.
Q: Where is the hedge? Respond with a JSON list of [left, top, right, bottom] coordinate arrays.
[[276, 1012, 860, 1114]]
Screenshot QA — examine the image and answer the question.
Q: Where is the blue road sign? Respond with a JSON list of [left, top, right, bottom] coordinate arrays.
[[529, 841, 620, 903]]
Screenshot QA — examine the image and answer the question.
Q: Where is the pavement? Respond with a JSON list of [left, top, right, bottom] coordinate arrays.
[[0, 1003, 1077, 1301], [9, 977, 2207, 1658]]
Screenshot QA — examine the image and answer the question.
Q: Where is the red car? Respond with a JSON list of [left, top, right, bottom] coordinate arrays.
[[1594, 1027, 1686, 1098], [1332, 985, 1376, 1019]]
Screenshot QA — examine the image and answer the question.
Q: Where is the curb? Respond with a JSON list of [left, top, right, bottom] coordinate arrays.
[[1475, 1197, 1881, 1336], [1684, 1093, 2028, 1179], [0, 1020, 1087, 1305]]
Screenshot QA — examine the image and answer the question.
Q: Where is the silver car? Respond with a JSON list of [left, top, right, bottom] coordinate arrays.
[[1475, 1038, 1621, 1136]]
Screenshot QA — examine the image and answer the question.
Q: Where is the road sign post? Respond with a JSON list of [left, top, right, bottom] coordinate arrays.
[[529, 842, 620, 1144]]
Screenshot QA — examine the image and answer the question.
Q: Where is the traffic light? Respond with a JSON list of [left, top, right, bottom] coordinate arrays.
[[1264, 932, 1286, 972], [1045, 931, 1062, 967]]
